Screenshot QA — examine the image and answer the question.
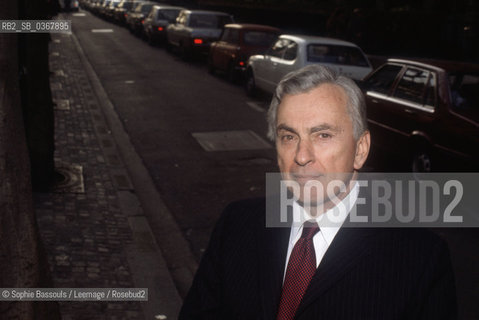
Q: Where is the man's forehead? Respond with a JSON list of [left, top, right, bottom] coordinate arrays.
[[278, 85, 348, 117], [279, 84, 347, 109]]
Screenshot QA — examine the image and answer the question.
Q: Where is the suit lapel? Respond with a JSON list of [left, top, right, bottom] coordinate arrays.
[[297, 227, 378, 315]]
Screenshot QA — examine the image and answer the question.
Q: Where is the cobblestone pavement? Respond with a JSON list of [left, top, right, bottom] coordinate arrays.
[[33, 31, 145, 320]]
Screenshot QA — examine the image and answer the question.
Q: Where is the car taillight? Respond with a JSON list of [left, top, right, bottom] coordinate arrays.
[[141, 20, 145, 24], [158, 27, 164, 31], [193, 38, 203, 45], [239, 61, 245, 67]]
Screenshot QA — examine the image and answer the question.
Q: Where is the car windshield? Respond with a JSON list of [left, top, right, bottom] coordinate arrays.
[[307, 44, 369, 67], [121, 2, 133, 9], [189, 14, 232, 28], [449, 73, 479, 117], [132, 2, 142, 10], [140, 4, 154, 13], [158, 9, 181, 22], [243, 31, 277, 46]]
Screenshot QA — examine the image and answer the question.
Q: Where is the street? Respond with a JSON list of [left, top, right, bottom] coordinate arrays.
[[71, 10, 277, 259]]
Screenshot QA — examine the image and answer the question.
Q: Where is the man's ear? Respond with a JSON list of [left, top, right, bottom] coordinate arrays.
[[353, 130, 371, 170]]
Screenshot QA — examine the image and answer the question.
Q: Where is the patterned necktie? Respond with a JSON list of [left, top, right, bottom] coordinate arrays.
[[276, 221, 320, 320]]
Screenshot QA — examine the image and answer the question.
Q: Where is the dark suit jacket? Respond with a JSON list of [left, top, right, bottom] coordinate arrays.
[[179, 197, 457, 320]]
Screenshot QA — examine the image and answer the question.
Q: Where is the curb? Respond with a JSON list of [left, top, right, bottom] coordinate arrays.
[[70, 28, 197, 318]]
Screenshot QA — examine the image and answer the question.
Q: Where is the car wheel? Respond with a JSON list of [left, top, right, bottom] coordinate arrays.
[[411, 150, 432, 172], [245, 71, 257, 97]]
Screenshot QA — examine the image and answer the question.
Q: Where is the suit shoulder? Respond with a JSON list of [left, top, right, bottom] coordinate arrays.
[[222, 197, 266, 218], [372, 228, 450, 264], [217, 197, 266, 234], [383, 228, 447, 247]]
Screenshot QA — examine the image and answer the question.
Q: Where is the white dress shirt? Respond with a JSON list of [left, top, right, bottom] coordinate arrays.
[[283, 183, 359, 280]]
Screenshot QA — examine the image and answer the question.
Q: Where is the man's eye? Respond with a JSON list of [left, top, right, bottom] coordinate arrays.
[[281, 135, 295, 142], [318, 133, 332, 139]]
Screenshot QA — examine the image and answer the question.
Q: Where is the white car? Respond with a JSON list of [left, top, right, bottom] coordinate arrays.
[[245, 34, 372, 96]]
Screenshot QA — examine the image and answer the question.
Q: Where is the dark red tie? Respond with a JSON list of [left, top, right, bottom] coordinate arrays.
[[276, 221, 320, 320]]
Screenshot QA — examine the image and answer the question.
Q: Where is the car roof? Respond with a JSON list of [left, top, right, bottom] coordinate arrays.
[[180, 9, 231, 16], [387, 58, 479, 74], [152, 5, 184, 10], [137, 1, 157, 6], [280, 34, 361, 47], [223, 23, 280, 32]]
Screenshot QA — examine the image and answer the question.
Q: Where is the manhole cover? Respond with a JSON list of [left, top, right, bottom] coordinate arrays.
[[51, 164, 85, 193], [192, 130, 272, 151]]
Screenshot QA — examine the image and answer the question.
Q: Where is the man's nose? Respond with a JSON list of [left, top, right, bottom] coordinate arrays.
[[294, 139, 314, 166]]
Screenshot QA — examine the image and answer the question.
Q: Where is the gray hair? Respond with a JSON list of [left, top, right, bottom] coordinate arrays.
[[266, 65, 367, 141]]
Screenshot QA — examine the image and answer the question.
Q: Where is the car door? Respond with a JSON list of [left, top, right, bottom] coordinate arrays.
[[272, 40, 298, 87], [256, 38, 288, 93], [144, 8, 155, 34], [362, 63, 404, 149], [220, 28, 240, 71], [213, 28, 235, 71], [177, 12, 191, 46], [435, 72, 478, 163], [390, 67, 437, 139], [168, 12, 186, 46]]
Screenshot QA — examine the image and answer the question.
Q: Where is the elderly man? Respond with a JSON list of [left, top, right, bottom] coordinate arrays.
[[179, 65, 457, 320]]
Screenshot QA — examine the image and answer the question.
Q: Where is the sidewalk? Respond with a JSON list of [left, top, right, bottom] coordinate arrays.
[[33, 27, 183, 319]]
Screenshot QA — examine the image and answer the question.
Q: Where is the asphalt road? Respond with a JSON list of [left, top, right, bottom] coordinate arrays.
[[70, 10, 478, 319], [71, 11, 277, 259]]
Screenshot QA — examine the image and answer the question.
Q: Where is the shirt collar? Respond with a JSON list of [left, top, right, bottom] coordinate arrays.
[[290, 182, 359, 245]]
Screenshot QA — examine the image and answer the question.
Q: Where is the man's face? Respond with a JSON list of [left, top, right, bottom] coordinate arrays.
[[275, 83, 370, 209]]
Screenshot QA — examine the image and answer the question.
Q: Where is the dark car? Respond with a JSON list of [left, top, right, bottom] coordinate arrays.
[[103, 0, 122, 20], [60, 0, 80, 11], [126, 1, 156, 35], [208, 23, 280, 81], [143, 5, 184, 45], [166, 10, 234, 59], [360, 58, 479, 172], [113, 0, 142, 25]]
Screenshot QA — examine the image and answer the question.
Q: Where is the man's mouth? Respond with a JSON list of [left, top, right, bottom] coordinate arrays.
[[290, 174, 324, 184]]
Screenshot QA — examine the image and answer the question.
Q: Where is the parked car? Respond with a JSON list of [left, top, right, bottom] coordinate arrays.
[[208, 23, 280, 81], [143, 5, 184, 45], [90, 0, 105, 15], [113, 0, 143, 25], [126, 1, 156, 35], [245, 34, 372, 96], [98, 0, 113, 18], [104, 0, 122, 20], [60, 0, 80, 11], [360, 58, 479, 171], [166, 10, 234, 59]]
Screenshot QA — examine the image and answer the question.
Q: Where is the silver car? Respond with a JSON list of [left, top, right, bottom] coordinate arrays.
[[245, 34, 372, 96]]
